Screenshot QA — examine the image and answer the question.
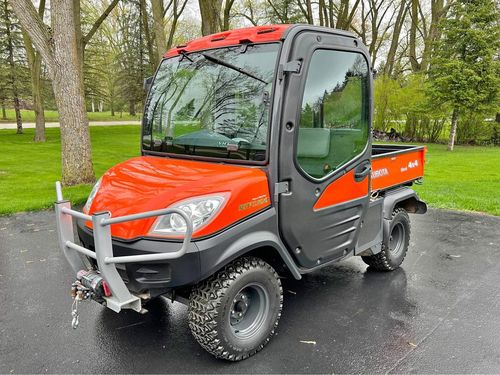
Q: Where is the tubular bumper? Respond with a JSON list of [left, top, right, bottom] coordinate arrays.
[[54, 182, 193, 313]]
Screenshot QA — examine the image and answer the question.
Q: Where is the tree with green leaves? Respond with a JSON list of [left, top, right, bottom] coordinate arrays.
[[1, 0, 25, 134], [114, 1, 153, 116], [429, 0, 500, 151]]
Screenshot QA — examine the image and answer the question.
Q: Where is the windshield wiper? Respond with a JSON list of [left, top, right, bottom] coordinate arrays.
[[200, 52, 268, 84], [179, 50, 194, 63]]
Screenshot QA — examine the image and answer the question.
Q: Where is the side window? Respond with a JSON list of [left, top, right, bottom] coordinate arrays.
[[297, 49, 369, 179]]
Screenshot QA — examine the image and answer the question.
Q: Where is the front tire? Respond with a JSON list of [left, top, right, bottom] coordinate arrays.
[[362, 207, 410, 271], [188, 257, 283, 361]]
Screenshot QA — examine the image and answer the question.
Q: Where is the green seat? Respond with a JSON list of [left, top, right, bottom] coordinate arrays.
[[297, 128, 330, 158]]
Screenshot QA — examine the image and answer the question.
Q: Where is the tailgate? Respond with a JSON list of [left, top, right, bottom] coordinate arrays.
[[371, 145, 426, 191]]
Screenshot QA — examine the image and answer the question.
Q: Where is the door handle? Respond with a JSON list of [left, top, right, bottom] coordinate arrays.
[[354, 162, 371, 181]]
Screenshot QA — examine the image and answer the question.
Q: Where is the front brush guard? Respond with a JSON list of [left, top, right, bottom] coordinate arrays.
[[54, 181, 193, 313]]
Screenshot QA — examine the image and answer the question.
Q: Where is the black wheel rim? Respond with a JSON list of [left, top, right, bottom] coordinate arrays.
[[389, 222, 405, 257], [229, 283, 270, 340]]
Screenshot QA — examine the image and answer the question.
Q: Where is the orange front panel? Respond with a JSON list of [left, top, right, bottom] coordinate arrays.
[[313, 169, 369, 211], [86, 157, 270, 240], [371, 148, 426, 191]]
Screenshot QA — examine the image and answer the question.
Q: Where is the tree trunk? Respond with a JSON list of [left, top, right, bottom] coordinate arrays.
[[22, 29, 46, 142], [140, 0, 156, 69], [129, 100, 136, 116], [151, 0, 167, 61], [31, 66, 45, 142], [50, 0, 95, 185], [448, 108, 459, 151], [384, 0, 407, 77], [409, 0, 421, 72], [13, 97, 22, 134], [222, 0, 235, 31], [420, 0, 446, 72], [166, 0, 189, 51], [1, 102, 6, 119], [199, 0, 222, 36]]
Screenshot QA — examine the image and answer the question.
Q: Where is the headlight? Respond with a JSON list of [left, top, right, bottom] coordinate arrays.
[[84, 177, 102, 213], [150, 194, 227, 235]]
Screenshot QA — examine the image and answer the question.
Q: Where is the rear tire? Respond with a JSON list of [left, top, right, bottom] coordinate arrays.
[[188, 257, 283, 361], [362, 207, 410, 271]]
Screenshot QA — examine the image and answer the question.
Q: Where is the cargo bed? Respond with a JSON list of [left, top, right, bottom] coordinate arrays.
[[371, 144, 426, 191]]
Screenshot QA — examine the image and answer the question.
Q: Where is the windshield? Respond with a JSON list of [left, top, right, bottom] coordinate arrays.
[[142, 43, 280, 162]]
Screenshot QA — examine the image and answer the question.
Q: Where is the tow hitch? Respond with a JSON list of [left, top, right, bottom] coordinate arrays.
[[70, 270, 112, 329]]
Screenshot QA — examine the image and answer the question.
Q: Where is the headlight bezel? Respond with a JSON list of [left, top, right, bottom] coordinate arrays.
[[149, 193, 229, 237], [83, 177, 102, 213]]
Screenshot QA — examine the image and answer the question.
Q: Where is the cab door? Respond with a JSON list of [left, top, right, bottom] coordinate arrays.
[[278, 31, 372, 269]]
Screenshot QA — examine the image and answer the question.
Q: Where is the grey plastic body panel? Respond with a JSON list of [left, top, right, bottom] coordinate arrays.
[[382, 187, 428, 219], [355, 198, 384, 255], [78, 207, 302, 286], [195, 207, 301, 280]]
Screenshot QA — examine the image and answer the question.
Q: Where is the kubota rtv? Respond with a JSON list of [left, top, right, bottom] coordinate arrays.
[[55, 24, 427, 361]]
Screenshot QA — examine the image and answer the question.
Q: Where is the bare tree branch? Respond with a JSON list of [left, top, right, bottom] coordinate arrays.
[[82, 0, 120, 48], [9, 0, 54, 74]]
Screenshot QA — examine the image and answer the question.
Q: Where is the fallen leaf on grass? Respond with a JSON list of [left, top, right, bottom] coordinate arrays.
[[300, 340, 317, 345]]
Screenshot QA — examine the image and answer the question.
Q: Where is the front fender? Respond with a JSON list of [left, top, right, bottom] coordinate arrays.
[[196, 208, 302, 280]]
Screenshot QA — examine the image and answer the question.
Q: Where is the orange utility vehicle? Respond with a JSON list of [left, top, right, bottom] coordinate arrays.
[[55, 24, 427, 361]]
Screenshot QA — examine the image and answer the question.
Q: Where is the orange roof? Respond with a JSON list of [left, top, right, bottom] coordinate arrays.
[[164, 24, 291, 58]]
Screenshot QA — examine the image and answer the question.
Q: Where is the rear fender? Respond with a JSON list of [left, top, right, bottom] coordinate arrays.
[[381, 187, 427, 249], [383, 187, 427, 219]]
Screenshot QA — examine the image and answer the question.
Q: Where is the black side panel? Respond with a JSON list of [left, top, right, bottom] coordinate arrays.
[[356, 197, 383, 254], [196, 208, 301, 280]]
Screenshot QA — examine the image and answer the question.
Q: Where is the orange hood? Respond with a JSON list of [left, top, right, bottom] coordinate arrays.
[[87, 156, 271, 240]]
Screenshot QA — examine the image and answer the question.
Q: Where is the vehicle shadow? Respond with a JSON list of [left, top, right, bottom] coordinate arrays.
[[89, 261, 417, 373]]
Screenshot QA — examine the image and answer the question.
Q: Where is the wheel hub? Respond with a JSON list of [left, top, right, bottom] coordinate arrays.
[[230, 293, 250, 322], [228, 283, 270, 340], [389, 222, 405, 256]]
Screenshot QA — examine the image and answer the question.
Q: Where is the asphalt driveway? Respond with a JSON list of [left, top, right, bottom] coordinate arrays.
[[0, 208, 499, 373]]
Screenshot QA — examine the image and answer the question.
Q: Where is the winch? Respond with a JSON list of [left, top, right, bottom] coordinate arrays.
[[70, 270, 111, 329]]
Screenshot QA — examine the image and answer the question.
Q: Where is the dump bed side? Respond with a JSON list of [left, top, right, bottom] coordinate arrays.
[[371, 144, 426, 191]]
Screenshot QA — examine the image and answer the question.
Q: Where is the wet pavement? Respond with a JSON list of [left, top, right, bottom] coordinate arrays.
[[0, 208, 499, 373]]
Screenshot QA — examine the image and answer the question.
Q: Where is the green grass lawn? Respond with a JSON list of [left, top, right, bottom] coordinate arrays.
[[413, 143, 500, 216], [0, 109, 140, 123], [0, 126, 140, 215], [0, 126, 499, 216]]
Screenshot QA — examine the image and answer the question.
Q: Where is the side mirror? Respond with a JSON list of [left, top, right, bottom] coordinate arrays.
[[143, 76, 153, 92]]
